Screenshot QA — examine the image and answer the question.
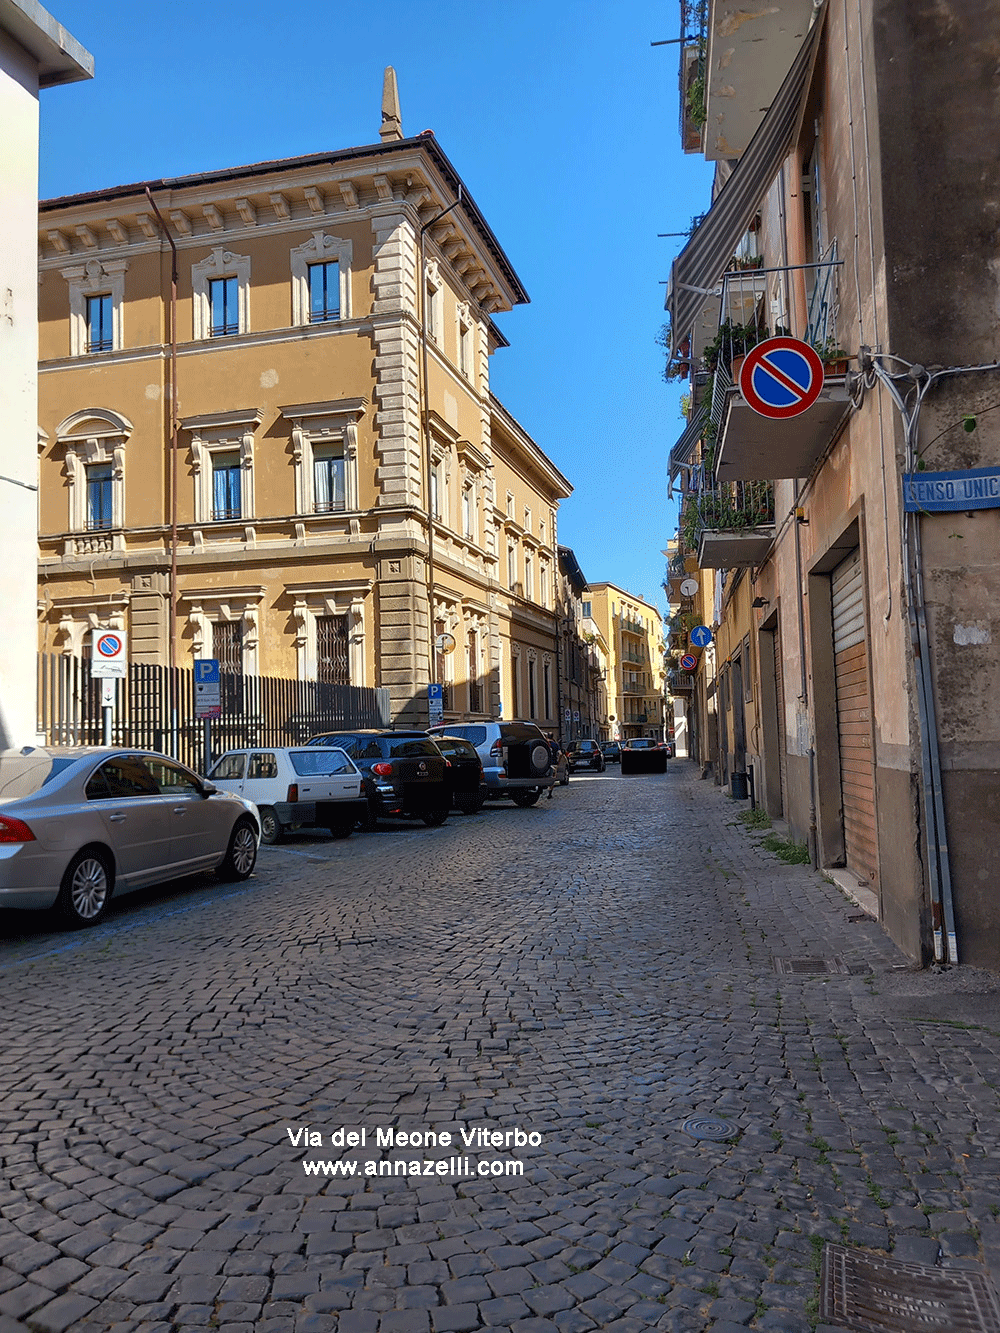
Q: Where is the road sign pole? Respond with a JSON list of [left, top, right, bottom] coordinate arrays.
[[204, 716, 213, 772]]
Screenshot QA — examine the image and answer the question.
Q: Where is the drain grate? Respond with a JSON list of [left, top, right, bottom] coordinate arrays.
[[821, 1244, 1000, 1333], [680, 1115, 737, 1141], [773, 956, 853, 975]]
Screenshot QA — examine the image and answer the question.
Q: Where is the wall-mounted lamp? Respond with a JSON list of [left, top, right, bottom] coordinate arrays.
[[795, 508, 809, 525], [752, 596, 768, 609]]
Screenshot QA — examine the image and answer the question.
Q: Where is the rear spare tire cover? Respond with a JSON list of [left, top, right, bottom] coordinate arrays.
[[529, 743, 550, 775]]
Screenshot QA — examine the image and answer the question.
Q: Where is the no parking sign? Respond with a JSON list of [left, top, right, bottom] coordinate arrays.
[[90, 630, 127, 678], [739, 337, 824, 420]]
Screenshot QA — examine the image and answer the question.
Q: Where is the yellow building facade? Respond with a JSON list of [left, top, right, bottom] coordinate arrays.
[[36, 83, 571, 730], [585, 583, 665, 741]]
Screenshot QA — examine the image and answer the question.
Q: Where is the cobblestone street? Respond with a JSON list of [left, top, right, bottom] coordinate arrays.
[[2, 763, 1000, 1333]]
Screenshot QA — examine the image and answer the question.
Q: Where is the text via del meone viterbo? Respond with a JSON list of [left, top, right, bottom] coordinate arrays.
[[287, 1123, 543, 1180]]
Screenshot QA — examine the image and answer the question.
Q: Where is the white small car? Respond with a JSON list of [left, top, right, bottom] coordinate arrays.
[[207, 747, 367, 844]]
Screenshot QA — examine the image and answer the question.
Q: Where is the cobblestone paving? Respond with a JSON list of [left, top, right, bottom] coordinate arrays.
[[1, 764, 1000, 1333]]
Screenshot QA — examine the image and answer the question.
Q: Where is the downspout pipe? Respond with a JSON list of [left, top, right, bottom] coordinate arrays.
[[870, 358, 956, 963], [144, 188, 179, 672], [418, 186, 463, 630]]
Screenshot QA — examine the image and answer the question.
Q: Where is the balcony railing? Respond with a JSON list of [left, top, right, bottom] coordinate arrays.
[[681, 481, 775, 569]]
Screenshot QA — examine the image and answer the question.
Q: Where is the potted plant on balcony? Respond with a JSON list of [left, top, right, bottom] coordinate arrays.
[[813, 337, 851, 375], [703, 319, 769, 377]]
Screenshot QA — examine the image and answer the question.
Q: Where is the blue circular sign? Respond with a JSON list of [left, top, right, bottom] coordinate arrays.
[[689, 625, 713, 648], [739, 337, 824, 420]]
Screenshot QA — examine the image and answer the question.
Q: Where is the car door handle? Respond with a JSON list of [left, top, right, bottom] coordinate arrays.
[[173, 806, 187, 814], [108, 813, 126, 823]]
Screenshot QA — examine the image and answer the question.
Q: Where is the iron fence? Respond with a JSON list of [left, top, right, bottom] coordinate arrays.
[[37, 655, 391, 773]]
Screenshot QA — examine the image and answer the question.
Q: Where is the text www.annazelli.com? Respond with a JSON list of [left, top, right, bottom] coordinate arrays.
[[302, 1156, 523, 1178]]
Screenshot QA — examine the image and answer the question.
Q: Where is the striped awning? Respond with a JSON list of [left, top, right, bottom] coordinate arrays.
[[666, 3, 827, 352], [668, 402, 709, 481]]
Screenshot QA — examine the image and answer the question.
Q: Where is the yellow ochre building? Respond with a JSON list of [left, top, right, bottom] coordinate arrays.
[[36, 71, 571, 730]]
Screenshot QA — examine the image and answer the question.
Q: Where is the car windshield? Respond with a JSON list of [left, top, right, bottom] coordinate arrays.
[[0, 752, 80, 801], [290, 750, 352, 775]]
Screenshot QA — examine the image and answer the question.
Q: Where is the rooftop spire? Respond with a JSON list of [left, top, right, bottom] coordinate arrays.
[[380, 66, 403, 142]]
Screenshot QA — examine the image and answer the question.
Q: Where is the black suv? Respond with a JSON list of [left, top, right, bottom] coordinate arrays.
[[565, 739, 607, 772], [306, 730, 449, 828]]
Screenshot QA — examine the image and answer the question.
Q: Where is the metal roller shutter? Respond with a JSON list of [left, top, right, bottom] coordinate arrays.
[[832, 550, 878, 886], [773, 624, 787, 816]]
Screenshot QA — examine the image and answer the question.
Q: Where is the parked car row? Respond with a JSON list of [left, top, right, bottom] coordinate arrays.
[[0, 723, 671, 932]]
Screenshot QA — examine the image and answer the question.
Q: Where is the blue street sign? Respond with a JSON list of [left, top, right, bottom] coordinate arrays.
[[903, 467, 1000, 513], [428, 683, 443, 700], [195, 659, 220, 683], [689, 625, 713, 648]]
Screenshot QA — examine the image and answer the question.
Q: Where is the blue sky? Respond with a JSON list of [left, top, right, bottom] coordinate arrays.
[[39, 0, 712, 615]]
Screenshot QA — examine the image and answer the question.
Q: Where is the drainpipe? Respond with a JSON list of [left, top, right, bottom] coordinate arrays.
[[144, 188, 179, 672], [418, 186, 463, 649]]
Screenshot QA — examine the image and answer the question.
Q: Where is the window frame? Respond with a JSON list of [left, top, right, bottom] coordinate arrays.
[[192, 246, 250, 340], [61, 258, 128, 357], [291, 231, 353, 326]]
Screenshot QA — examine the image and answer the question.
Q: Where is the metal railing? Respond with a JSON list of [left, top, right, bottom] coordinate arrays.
[[37, 655, 391, 773]]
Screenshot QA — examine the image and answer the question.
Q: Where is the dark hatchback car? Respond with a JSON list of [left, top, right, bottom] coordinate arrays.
[[601, 741, 621, 764], [565, 739, 606, 772], [432, 736, 488, 815], [306, 730, 450, 828]]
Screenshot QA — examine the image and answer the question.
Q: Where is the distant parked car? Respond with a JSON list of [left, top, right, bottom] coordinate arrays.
[[207, 746, 366, 844], [305, 730, 450, 828], [0, 747, 259, 928], [427, 721, 555, 806], [431, 735, 488, 815], [601, 741, 621, 764], [565, 739, 606, 772]]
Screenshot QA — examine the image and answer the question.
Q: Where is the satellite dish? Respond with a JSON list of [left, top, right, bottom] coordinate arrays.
[[435, 632, 457, 655], [680, 578, 699, 597]]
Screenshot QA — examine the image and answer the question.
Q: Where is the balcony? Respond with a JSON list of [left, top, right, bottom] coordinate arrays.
[[668, 670, 695, 693], [702, 0, 817, 162], [715, 379, 852, 484], [681, 482, 775, 569]]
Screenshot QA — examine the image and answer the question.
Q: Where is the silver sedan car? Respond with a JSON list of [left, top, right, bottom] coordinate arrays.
[[0, 747, 260, 928]]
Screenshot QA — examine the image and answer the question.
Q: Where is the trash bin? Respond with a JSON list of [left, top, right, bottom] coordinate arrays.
[[731, 772, 749, 800]]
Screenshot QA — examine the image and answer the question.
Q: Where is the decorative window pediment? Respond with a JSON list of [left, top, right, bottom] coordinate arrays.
[[287, 581, 370, 683], [290, 231, 353, 325], [179, 586, 264, 673], [56, 408, 133, 540], [192, 247, 251, 339], [280, 398, 366, 516], [182, 407, 262, 524], [61, 258, 128, 356]]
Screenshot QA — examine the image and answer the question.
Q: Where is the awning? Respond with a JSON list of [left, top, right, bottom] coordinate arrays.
[[668, 402, 709, 482], [666, 2, 827, 353]]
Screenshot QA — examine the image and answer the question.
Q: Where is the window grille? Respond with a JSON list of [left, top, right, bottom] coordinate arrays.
[[316, 614, 350, 685]]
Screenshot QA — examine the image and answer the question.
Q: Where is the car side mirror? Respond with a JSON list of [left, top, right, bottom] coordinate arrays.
[[200, 781, 218, 797]]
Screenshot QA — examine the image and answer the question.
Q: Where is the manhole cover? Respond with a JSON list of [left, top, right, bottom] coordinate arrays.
[[680, 1115, 737, 1141], [821, 1244, 1000, 1332]]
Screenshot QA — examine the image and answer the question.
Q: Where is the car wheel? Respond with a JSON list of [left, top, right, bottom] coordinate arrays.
[[512, 789, 542, 807], [57, 848, 113, 928], [257, 805, 283, 845], [421, 806, 449, 826], [326, 820, 354, 840], [216, 817, 258, 881]]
